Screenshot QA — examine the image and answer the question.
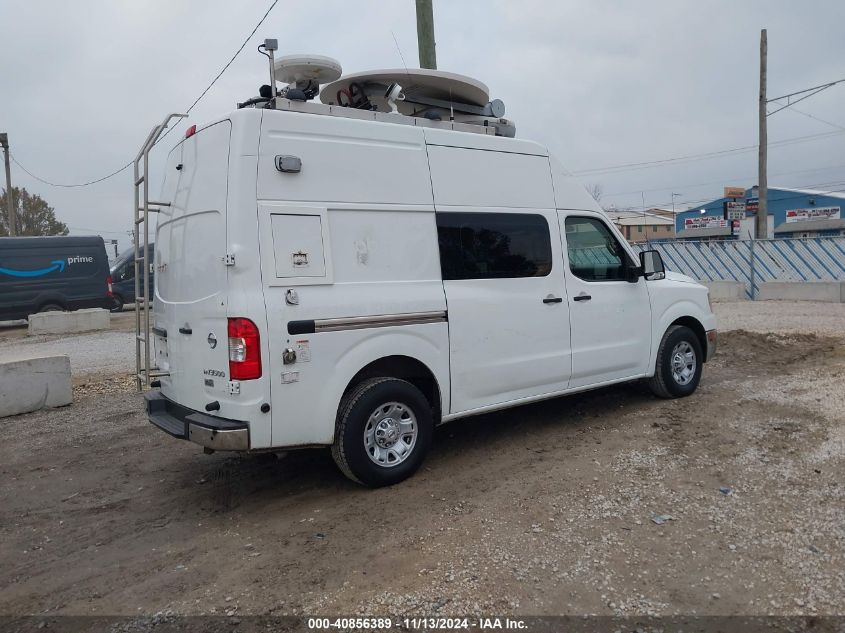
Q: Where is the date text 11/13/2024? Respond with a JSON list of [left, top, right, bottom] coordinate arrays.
[[307, 617, 528, 630]]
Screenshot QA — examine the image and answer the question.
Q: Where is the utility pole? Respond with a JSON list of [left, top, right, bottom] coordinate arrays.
[[415, 0, 437, 69], [757, 29, 768, 240], [0, 132, 16, 236]]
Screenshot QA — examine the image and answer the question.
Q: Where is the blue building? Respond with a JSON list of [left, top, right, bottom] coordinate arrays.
[[675, 187, 845, 240]]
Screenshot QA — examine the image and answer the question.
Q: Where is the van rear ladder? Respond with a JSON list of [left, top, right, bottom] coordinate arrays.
[[133, 113, 186, 391]]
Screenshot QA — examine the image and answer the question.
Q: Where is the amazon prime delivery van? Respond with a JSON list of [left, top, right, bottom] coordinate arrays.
[[0, 236, 112, 321], [138, 55, 717, 487], [110, 245, 154, 312]]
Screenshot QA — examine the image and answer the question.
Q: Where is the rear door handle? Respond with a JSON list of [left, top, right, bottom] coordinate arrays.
[[573, 293, 592, 302], [179, 326, 193, 335], [543, 295, 563, 304]]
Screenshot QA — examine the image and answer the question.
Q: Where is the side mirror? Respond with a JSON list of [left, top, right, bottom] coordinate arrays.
[[640, 250, 665, 280]]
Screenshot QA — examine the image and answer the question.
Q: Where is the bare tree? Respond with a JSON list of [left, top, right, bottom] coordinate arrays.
[[586, 183, 603, 203]]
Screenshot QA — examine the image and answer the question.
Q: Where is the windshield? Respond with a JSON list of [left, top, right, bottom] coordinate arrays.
[[110, 245, 153, 275]]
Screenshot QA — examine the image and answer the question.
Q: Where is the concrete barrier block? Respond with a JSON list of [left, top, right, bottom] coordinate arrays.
[[704, 281, 746, 301], [758, 281, 845, 303], [0, 355, 72, 418], [28, 308, 110, 335]]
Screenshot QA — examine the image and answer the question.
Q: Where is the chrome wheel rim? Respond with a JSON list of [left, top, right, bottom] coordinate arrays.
[[364, 401, 418, 468], [670, 341, 697, 386]]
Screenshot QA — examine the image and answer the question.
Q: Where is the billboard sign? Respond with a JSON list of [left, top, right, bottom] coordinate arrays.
[[724, 186, 746, 199], [785, 206, 841, 223], [746, 197, 759, 212], [684, 216, 728, 230]]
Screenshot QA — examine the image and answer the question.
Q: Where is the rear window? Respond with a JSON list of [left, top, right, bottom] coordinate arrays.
[[436, 212, 552, 280]]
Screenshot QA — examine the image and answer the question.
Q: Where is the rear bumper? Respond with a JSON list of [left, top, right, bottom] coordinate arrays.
[[705, 329, 717, 362], [144, 392, 250, 451]]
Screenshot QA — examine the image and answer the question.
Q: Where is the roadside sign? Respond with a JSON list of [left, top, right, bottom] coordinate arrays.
[[731, 220, 741, 236], [724, 201, 746, 220], [746, 197, 759, 212], [684, 216, 727, 230], [724, 186, 745, 199], [785, 206, 840, 223]]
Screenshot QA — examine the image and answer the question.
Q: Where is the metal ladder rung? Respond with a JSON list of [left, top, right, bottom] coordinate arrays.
[[133, 112, 187, 392]]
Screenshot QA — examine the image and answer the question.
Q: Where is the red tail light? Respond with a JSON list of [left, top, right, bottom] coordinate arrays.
[[106, 275, 113, 297], [228, 318, 261, 380]]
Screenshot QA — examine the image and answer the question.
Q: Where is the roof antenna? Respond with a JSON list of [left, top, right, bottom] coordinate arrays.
[[391, 30, 412, 79]]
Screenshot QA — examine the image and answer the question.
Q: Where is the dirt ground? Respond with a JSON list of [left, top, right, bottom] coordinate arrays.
[[1, 303, 844, 619]]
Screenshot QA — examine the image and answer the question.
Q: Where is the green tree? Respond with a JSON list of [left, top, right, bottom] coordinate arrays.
[[0, 187, 68, 237]]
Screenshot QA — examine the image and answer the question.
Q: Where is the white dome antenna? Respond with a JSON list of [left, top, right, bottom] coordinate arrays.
[[274, 54, 343, 101]]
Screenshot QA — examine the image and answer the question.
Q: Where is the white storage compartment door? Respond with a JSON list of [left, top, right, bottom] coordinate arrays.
[[271, 213, 326, 278]]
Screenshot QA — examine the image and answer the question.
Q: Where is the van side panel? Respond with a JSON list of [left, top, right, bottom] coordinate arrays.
[[426, 145, 556, 209], [0, 236, 110, 320], [424, 140, 573, 414], [256, 111, 449, 447]]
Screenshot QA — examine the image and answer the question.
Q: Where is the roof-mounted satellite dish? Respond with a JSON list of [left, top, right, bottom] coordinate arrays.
[[321, 68, 490, 109], [320, 68, 513, 136], [274, 54, 343, 87]]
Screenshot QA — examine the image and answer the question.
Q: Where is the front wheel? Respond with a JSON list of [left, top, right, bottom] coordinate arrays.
[[331, 377, 433, 487], [648, 325, 703, 399]]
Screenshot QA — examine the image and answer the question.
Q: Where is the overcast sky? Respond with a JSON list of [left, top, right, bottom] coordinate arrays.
[[2, 0, 844, 251]]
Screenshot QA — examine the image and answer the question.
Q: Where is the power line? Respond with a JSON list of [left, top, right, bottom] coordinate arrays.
[[650, 181, 845, 213], [10, 155, 133, 189], [10, 0, 280, 189], [606, 180, 845, 216], [769, 100, 845, 131], [602, 163, 845, 198], [572, 130, 845, 176]]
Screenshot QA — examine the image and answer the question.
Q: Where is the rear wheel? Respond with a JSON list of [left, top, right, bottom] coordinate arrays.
[[648, 325, 703, 398], [38, 303, 64, 313], [331, 377, 433, 487], [110, 295, 124, 313]]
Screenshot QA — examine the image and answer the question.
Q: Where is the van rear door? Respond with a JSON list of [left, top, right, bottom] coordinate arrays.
[[154, 121, 231, 413]]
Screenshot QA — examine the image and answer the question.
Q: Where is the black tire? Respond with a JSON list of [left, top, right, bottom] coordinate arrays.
[[331, 377, 433, 487], [110, 295, 124, 313], [648, 325, 703, 399], [38, 303, 64, 313]]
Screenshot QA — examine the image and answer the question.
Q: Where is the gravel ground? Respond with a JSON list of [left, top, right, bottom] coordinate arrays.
[[0, 312, 135, 379], [713, 300, 845, 336], [1, 302, 843, 620]]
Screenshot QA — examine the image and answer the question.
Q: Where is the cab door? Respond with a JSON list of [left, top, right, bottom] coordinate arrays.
[[557, 212, 652, 387]]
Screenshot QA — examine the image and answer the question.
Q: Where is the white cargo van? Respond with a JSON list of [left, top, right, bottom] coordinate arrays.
[[137, 57, 716, 487]]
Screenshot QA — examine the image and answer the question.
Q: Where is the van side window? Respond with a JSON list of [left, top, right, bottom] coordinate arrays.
[[436, 212, 552, 280], [118, 263, 135, 282], [564, 216, 630, 281]]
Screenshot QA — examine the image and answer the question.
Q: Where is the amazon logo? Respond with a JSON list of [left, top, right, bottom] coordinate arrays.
[[0, 255, 94, 278]]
